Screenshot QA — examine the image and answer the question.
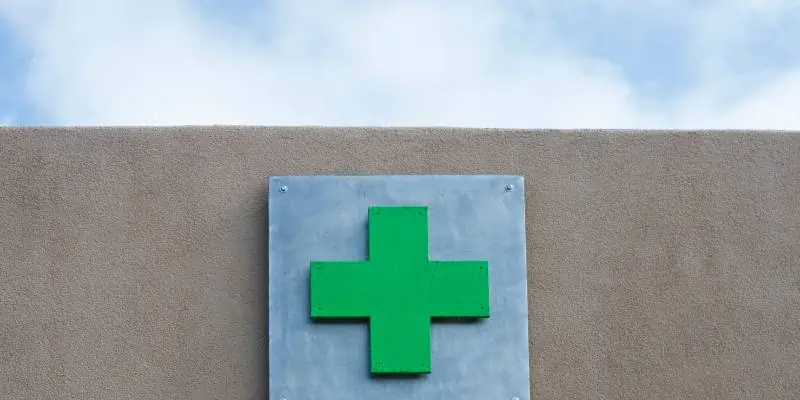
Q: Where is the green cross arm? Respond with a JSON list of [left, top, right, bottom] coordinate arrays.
[[428, 261, 489, 318], [310, 261, 372, 318], [309, 206, 490, 375]]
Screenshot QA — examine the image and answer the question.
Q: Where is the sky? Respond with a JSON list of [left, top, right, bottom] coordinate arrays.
[[0, 0, 799, 129]]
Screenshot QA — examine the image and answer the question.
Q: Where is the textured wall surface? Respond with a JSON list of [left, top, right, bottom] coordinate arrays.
[[0, 127, 798, 399]]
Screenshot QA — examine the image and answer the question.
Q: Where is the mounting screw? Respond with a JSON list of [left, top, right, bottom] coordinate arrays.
[[504, 184, 514, 192], [279, 185, 288, 193]]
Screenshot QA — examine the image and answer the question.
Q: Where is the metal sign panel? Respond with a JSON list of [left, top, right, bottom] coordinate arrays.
[[268, 175, 530, 400]]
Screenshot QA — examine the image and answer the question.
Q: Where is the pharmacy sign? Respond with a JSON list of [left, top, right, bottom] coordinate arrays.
[[310, 206, 490, 374], [268, 175, 530, 400]]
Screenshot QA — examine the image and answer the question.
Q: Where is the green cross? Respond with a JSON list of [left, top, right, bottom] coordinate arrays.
[[309, 206, 490, 375]]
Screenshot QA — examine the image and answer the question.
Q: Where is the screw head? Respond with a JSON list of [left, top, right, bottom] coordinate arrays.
[[504, 184, 514, 192], [279, 185, 288, 193]]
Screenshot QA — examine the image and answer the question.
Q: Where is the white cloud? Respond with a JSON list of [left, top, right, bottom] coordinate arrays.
[[1, 0, 799, 128]]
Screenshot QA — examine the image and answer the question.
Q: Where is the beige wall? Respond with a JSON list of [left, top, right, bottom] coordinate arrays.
[[1, 127, 798, 399]]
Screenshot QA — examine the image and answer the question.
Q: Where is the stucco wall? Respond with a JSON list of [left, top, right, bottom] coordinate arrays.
[[1, 127, 798, 399]]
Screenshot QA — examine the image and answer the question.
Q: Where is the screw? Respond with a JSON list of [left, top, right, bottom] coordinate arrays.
[[279, 185, 288, 193], [504, 184, 514, 192]]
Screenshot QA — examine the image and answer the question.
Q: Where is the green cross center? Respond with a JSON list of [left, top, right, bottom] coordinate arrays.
[[310, 206, 490, 375]]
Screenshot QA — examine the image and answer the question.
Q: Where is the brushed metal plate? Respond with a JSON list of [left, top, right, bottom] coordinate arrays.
[[268, 175, 530, 400]]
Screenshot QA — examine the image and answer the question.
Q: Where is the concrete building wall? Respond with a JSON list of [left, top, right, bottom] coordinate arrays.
[[1, 127, 798, 399]]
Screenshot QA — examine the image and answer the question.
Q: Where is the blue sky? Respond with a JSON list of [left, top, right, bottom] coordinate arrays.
[[0, 22, 34, 124], [1, 0, 800, 128]]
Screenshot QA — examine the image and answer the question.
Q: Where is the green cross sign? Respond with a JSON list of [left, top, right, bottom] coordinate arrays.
[[309, 206, 490, 375]]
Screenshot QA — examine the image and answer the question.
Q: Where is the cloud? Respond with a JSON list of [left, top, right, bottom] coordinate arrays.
[[1, 0, 799, 129]]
